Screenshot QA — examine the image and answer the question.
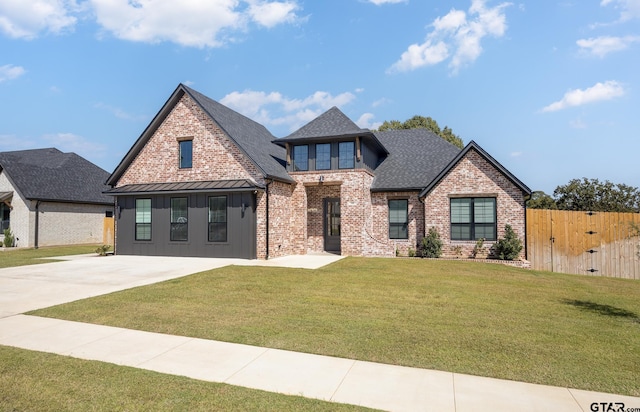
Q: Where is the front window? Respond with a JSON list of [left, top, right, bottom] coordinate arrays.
[[450, 197, 496, 241], [208, 196, 227, 242], [389, 199, 408, 239], [135, 198, 151, 241], [179, 140, 192, 169], [338, 141, 355, 169], [316, 143, 331, 170], [170, 197, 188, 241], [0, 203, 10, 231], [292, 145, 309, 171]]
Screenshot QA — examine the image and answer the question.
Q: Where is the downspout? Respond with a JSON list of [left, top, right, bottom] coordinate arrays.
[[34, 200, 41, 249], [265, 179, 272, 260]]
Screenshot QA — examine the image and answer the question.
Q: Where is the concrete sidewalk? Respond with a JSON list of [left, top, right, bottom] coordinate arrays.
[[1, 315, 638, 412]]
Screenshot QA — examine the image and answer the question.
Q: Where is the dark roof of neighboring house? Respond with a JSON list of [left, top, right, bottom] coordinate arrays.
[[0, 148, 113, 205], [106, 84, 292, 186], [372, 129, 461, 191], [419, 141, 532, 197], [275, 106, 388, 154]]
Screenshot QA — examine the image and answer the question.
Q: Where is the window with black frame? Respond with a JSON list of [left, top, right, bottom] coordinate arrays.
[[170, 197, 188, 241], [316, 143, 331, 170], [292, 145, 308, 171], [450, 197, 496, 241], [208, 196, 227, 242], [388, 199, 408, 239], [338, 141, 355, 169], [179, 140, 192, 169], [135, 198, 151, 241]]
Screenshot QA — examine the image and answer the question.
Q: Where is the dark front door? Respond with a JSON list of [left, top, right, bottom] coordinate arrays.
[[324, 198, 341, 253]]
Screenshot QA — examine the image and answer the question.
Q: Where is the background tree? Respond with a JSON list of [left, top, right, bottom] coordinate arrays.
[[378, 115, 464, 148], [553, 178, 640, 212], [526, 191, 557, 210]]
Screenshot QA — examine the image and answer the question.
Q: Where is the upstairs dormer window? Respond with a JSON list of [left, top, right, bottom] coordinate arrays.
[[179, 139, 192, 169], [293, 145, 309, 171], [316, 143, 331, 170], [338, 141, 355, 169]]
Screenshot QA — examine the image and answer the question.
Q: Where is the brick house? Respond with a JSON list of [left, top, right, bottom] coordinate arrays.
[[0, 148, 114, 248], [106, 84, 531, 259]]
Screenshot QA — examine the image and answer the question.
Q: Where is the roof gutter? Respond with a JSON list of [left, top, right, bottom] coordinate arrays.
[[34, 200, 40, 249]]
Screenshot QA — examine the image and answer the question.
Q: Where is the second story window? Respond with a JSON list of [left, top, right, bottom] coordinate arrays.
[[179, 139, 192, 169], [339, 141, 355, 169], [293, 145, 309, 171], [316, 143, 331, 170]]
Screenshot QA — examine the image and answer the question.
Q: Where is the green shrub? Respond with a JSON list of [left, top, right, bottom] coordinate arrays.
[[408, 248, 416, 257], [95, 245, 112, 256], [3, 228, 14, 248], [420, 227, 442, 258], [494, 224, 523, 260]]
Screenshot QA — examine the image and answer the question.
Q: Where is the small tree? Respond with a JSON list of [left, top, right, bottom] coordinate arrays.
[[3, 227, 15, 248], [494, 225, 523, 260], [420, 227, 443, 258]]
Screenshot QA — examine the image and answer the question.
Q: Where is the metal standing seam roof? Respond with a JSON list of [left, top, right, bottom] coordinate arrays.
[[0, 148, 113, 205], [104, 179, 263, 195]]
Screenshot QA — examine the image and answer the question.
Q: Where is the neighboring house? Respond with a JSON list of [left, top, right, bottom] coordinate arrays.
[[106, 84, 531, 259], [0, 148, 114, 248]]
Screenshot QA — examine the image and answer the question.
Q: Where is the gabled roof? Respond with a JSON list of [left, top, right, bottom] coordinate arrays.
[[372, 129, 461, 191], [0, 148, 112, 205], [106, 84, 292, 186], [275, 106, 388, 154], [419, 141, 532, 198]]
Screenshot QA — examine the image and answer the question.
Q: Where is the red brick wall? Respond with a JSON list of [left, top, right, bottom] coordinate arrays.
[[117, 95, 263, 187], [368, 192, 423, 257], [423, 149, 526, 259]]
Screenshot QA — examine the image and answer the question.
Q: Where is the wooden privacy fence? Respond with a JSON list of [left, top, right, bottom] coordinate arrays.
[[526, 209, 640, 279], [103, 217, 115, 246]]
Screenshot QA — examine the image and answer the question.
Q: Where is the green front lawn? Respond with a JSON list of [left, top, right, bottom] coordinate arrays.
[[0, 245, 98, 268], [0, 345, 371, 411], [32, 257, 640, 396]]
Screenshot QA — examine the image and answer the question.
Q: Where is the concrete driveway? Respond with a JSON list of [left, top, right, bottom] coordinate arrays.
[[0, 253, 344, 318]]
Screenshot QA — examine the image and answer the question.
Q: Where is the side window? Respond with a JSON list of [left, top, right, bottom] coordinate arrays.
[[316, 143, 331, 170], [388, 199, 408, 239], [170, 197, 188, 241], [450, 197, 496, 241], [338, 141, 355, 169], [292, 145, 309, 171], [179, 140, 193, 169], [208, 196, 227, 242], [135, 198, 151, 241]]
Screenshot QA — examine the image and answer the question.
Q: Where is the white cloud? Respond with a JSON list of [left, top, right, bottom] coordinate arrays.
[[577, 35, 640, 57], [600, 0, 640, 22], [541, 81, 625, 112], [366, 0, 408, 5], [94, 102, 148, 122], [569, 117, 588, 129], [42, 132, 108, 159], [247, 1, 299, 28], [0, 64, 25, 82], [90, 0, 301, 48], [510, 151, 522, 157], [388, 0, 512, 75], [0, 0, 78, 39], [356, 113, 381, 130], [220, 89, 357, 133]]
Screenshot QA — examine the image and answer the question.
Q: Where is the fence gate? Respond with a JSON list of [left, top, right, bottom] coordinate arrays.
[[526, 209, 640, 279]]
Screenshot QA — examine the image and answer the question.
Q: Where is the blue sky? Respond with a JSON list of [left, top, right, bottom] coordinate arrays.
[[1, 0, 639, 194]]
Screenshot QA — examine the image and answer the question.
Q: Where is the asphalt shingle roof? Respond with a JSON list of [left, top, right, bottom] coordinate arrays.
[[0, 148, 113, 204], [281, 106, 370, 140], [372, 129, 461, 191], [183, 86, 291, 183]]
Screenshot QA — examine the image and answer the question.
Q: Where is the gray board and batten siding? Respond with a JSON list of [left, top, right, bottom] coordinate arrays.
[[115, 191, 257, 259]]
